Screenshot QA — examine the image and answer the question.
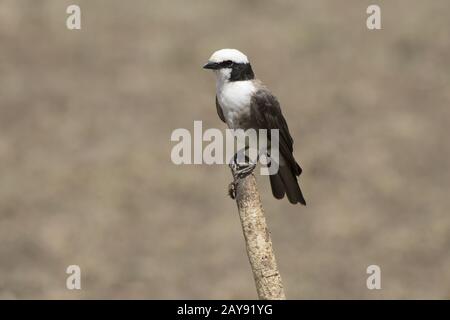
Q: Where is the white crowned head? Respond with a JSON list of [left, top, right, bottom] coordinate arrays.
[[203, 49, 254, 83]]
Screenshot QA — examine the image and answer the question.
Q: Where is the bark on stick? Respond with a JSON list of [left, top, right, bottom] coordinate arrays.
[[230, 170, 286, 300]]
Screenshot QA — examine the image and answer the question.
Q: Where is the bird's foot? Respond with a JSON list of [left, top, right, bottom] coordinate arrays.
[[228, 182, 236, 199], [229, 161, 257, 180], [228, 153, 256, 200]]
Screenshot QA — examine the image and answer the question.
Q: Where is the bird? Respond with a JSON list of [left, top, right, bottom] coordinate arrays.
[[203, 49, 306, 205]]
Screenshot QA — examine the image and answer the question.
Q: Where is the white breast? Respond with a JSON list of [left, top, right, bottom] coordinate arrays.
[[216, 80, 256, 128]]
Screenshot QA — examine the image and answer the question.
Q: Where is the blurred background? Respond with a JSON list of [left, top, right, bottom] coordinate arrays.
[[0, 0, 449, 299]]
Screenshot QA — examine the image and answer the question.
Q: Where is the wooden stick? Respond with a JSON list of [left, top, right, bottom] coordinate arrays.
[[230, 169, 286, 300]]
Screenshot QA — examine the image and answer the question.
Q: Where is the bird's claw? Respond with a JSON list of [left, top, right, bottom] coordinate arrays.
[[229, 161, 256, 180], [228, 153, 256, 200], [228, 182, 236, 199]]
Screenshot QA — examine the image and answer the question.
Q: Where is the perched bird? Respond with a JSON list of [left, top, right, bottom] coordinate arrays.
[[203, 49, 306, 205]]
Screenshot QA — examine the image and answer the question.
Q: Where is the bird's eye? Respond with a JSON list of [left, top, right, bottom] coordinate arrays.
[[221, 60, 233, 68]]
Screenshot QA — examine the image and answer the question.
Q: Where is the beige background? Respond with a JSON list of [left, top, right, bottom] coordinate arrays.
[[0, 0, 449, 299]]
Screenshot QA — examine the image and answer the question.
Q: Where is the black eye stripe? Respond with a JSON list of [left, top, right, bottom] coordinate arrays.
[[212, 61, 255, 81], [219, 60, 233, 68], [228, 62, 255, 82]]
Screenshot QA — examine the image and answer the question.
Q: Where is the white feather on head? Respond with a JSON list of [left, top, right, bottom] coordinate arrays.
[[208, 49, 249, 64]]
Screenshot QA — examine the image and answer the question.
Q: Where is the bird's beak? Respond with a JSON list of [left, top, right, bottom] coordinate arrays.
[[203, 62, 220, 70]]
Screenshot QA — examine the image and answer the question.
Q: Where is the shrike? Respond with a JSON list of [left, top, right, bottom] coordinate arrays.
[[203, 49, 306, 205]]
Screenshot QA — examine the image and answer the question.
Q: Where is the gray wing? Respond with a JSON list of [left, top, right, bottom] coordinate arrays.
[[250, 89, 301, 176], [215, 96, 226, 123], [250, 89, 306, 205]]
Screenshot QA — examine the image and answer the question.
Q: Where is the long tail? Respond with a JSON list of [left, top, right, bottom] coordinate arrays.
[[269, 164, 306, 205]]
